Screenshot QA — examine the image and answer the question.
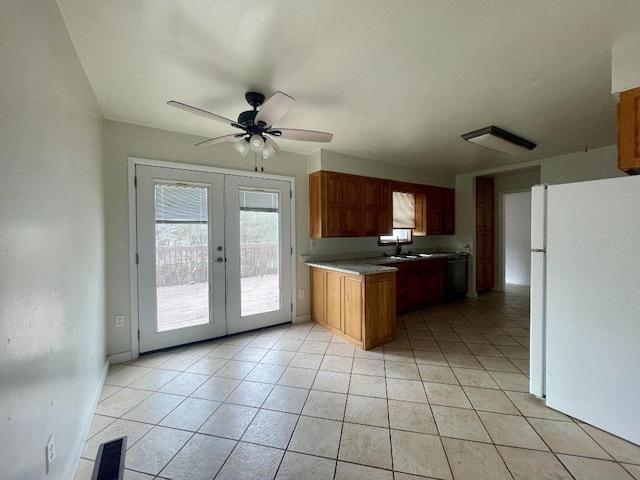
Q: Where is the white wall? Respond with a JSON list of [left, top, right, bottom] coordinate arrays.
[[504, 192, 532, 286], [0, 2, 106, 479], [103, 121, 311, 356], [316, 150, 454, 187], [540, 145, 624, 184], [612, 36, 640, 94], [456, 144, 622, 294]]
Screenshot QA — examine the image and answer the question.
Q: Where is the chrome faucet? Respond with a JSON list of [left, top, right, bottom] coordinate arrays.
[[395, 238, 402, 255]]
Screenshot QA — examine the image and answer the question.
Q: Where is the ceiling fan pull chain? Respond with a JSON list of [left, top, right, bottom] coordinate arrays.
[[254, 152, 258, 172]]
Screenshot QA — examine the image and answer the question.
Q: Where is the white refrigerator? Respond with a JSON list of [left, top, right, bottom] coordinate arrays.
[[530, 175, 640, 446]]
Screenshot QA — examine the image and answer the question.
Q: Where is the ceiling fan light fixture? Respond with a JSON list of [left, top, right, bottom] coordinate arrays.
[[262, 144, 276, 159], [250, 134, 265, 152], [461, 126, 536, 155], [234, 138, 250, 156]]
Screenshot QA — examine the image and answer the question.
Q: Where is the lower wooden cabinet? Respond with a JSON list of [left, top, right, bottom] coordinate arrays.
[[310, 267, 396, 349], [391, 258, 446, 314]]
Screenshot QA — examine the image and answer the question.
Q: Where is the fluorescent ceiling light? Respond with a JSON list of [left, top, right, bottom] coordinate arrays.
[[461, 126, 536, 155]]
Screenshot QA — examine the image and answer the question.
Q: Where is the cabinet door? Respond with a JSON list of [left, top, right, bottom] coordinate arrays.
[[325, 172, 344, 237], [325, 271, 343, 331], [618, 86, 640, 174], [442, 188, 455, 235], [309, 173, 322, 238], [362, 177, 378, 236], [426, 186, 443, 235], [424, 260, 446, 306], [413, 192, 427, 236], [394, 265, 408, 314], [378, 180, 393, 235], [475, 176, 495, 292], [484, 232, 495, 289], [406, 268, 424, 311], [363, 207, 378, 236], [343, 275, 363, 343], [342, 174, 362, 236], [310, 268, 325, 324], [364, 273, 396, 349], [363, 178, 392, 236], [475, 232, 485, 292]]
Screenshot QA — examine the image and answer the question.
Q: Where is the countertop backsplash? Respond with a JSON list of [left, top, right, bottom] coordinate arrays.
[[302, 235, 466, 264]]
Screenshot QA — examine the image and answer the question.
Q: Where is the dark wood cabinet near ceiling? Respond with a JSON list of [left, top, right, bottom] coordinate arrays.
[[413, 185, 455, 236], [309, 171, 392, 238], [309, 171, 455, 238], [362, 177, 392, 236], [617, 86, 640, 175], [476, 176, 495, 292]]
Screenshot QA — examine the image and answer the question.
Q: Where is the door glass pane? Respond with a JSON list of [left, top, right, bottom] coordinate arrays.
[[239, 189, 280, 317], [155, 183, 210, 332]]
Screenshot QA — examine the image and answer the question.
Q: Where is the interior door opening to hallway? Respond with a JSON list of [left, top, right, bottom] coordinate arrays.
[[135, 163, 293, 353]]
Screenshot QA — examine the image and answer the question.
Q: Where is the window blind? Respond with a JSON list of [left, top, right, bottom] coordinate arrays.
[[239, 190, 279, 212], [393, 191, 416, 229], [155, 184, 208, 223]]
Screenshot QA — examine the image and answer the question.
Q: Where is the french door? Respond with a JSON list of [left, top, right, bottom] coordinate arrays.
[[136, 165, 292, 353]]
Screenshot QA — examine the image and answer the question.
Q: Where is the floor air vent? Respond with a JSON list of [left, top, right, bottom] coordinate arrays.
[[91, 436, 127, 480]]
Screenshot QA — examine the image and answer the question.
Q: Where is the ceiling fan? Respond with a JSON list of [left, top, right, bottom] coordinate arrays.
[[167, 91, 333, 160]]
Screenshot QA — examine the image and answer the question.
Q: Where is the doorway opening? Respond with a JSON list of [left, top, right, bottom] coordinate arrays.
[[502, 190, 532, 290]]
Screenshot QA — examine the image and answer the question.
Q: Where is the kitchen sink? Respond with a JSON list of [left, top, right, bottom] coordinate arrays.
[[388, 253, 435, 260]]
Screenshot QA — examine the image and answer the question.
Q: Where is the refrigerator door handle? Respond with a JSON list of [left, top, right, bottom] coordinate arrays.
[[531, 248, 546, 253]]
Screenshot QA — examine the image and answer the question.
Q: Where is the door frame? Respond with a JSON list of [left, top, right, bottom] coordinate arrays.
[[127, 156, 297, 360]]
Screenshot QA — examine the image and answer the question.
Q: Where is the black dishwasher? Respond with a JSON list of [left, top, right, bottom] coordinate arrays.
[[445, 254, 468, 301]]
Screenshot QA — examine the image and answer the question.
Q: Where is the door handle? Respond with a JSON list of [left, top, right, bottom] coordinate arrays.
[[216, 257, 224, 263]]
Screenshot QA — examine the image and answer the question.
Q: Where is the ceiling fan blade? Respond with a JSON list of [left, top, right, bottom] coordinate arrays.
[[274, 128, 333, 142], [265, 137, 282, 155], [194, 134, 238, 147], [255, 91, 295, 127], [168, 100, 237, 126]]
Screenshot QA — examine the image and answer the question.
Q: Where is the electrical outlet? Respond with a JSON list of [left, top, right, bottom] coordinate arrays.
[[46, 435, 55, 473], [310, 239, 316, 247], [298, 289, 305, 299], [115, 315, 125, 328]]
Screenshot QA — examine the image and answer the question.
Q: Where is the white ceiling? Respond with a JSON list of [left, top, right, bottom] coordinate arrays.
[[56, 0, 640, 175]]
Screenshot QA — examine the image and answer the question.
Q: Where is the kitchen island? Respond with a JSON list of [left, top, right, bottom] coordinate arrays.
[[308, 263, 396, 350], [307, 253, 467, 349]]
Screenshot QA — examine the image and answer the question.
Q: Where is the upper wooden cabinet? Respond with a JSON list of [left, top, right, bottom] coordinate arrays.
[[310, 171, 454, 238], [362, 177, 392, 236], [310, 171, 392, 238], [618, 86, 640, 175], [413, 185, 455, 236]]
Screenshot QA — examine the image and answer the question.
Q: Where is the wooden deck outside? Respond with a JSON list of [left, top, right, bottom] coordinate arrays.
[[156, 275, 280, 331]]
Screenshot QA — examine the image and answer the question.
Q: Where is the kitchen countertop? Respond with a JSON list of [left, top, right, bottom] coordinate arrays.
[[306, 252, 468, 276]]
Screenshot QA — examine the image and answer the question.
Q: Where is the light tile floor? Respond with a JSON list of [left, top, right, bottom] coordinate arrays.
[[75, 285, 640, 479]]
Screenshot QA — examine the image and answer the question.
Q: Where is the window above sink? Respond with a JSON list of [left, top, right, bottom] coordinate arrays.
[[379, 228, 413, 245]]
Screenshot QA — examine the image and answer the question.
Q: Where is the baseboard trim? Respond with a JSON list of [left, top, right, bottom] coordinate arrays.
[[65, 358, 109, 479], [108, 351, 133, 364], [294, 314, 311, 324]]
